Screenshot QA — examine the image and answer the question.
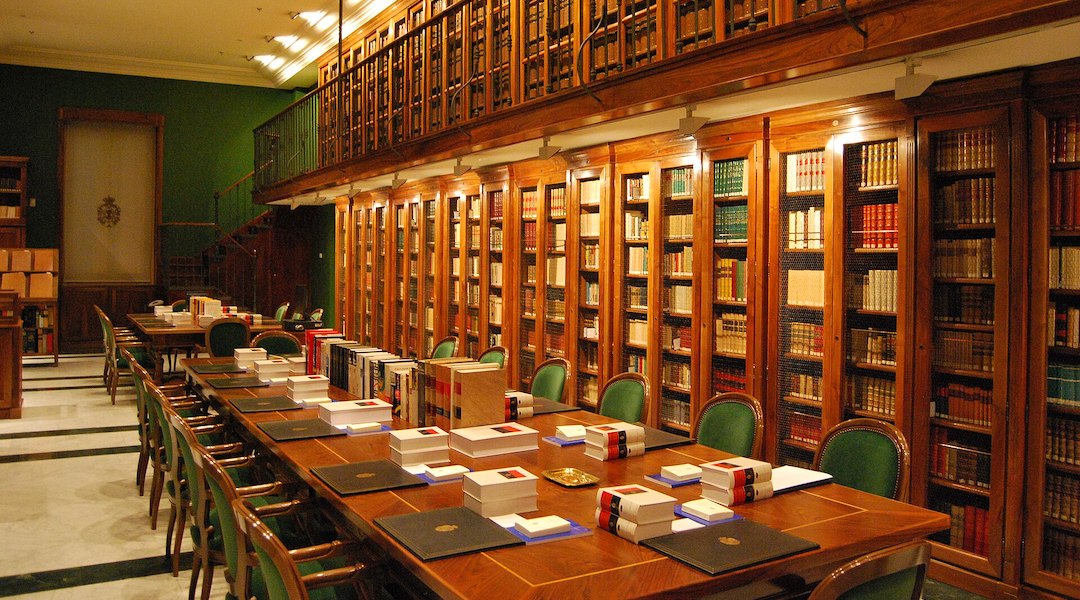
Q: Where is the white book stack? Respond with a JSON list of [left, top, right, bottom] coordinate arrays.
[[699, 457, 774, 506], [463, 467, 539, 517], [449, 423, 539, 458], [319, 399, 393, 427], [286, 356, 306, 374], [287, 374, 331, 407], [389, 426, 450, 467], [595, 484, 676, 543], [234, 348, 267, 370], [254, 358, 291, 382], [584, 422, 646, 461]]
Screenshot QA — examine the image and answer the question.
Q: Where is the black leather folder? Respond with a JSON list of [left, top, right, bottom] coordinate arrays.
[[375, 506, 524, 561], [311, 459, 427, 495], [229, 395, 299, 413], [643, 518, 819, 576], [257, 418, 346, 441]]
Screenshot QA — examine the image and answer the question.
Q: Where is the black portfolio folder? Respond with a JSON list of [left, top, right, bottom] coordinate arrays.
[[229, 396, 299, 413], [642, 518, 819, 576], [257, 418, 346, 442], [311, 459, 427, 496], [531, 397, 581, 415], [205, 376, 269, 389], [641, 424, 696, 451], [191, 363, 246, 374], [375, 506, 524, 561]]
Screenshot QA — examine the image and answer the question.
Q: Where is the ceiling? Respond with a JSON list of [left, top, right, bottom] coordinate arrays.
[[0, 0, 395, 89]]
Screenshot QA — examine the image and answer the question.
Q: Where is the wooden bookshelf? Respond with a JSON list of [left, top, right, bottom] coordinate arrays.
[[479, 171, 509, 373], [393, 202, 408, 355], [0, 157, 28, 248], [464, 192, 483, 357], [571, 165, 609, 410], [516, 181, 539, 387], [421, 195, 437, 357]]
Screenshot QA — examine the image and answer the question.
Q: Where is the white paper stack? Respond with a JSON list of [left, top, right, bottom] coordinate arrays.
[[319, 399, 393, 426], [234, 348, 267, 370], [153, 306, 170, 316], [449, 423, 539, 458], [286, 356, 306, 374], [584, 422, 646, 461], [463, 466, 538, 517], [595, 484, 676, 543], [680, 498, 734, 523], [389, 426, 450, 467], [254, 358, 291, 382], [699, 457, 774, 506], [287, 374, 331, 407], [198, 314, 216, 328]]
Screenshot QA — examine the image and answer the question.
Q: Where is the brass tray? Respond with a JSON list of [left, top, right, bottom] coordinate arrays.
[[542, 468, 599, 487]]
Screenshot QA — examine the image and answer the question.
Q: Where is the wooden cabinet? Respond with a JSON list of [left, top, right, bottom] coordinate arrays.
[[0, 292, 21, 419], [570, 165, 610, 409], [1, 248, 59, 365], [0, 157, 28, 248]]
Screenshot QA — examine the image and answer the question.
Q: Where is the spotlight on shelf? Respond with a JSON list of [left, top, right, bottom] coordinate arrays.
[[453, 157, 472, 176], [538, 136, 561, 160], [391, 173, 407, 189], [678, 104, 709, 138], [894, 58, 937, 100], [348, 184, 362, 198]]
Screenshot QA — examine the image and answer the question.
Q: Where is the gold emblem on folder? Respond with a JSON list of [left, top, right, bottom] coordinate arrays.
[[435, 524, 459, 533], [717, 536, 741, 546], [354, 472, 375, 479]]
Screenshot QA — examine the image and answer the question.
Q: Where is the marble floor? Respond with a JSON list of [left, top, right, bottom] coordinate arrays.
[[0, 355, 986, 599]]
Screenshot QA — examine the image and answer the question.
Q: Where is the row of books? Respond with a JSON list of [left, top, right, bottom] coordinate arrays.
[[626, 284, 648, 309], [583, 243, 600, 269], [547, 186, 567, 218], [489, 295, 503, 324], [785, 150, 826, 193], [627, 246, 648, 275], [715, 258, 748, 302], [522, 222, 538, 251], [932, 381, 993, 427], [627, 318, 648, 346], [933, 500, 990, 556], [489, 226, 503, 250], [664, 283, 693, 314], [1048, 362, 1080, 408], [468, 224, 481, 248], [21, 305, 53, 329], [788, 373, 822, 403], [662, 167, 693, 197], [547, 297, 566, 320], [1047, 415, 1080, 466], [715, 312, 747, 355], [932, 238, 995, 279], [626, 351, 647, 373], [0, 205, 20, 219], [663, 247, 693, 276], [583, 281, 600, 306], [850, 269, 897, 313], [713, 365, 748, 394], [1050, 169, 1080, 230], [1045, 473, 1080, 526], [1043, 529, 1080, 580], [22, 328, 54, 354], [785, 207, 823, 251], [489, 191, 504, 218], [785, 410, 822, 445], [932, 126, 995, 172], [933, 330, 994, 372], [659, 396, 691, 428], [1049, 116, 1080, 164], [661, 323, 691, 352], [929, 430, 991, 489], [663, 213, 694, 240], [661, 359, 692, 390], [546, 257, 566, 286], [849, 328, 897, 366], [847, 374, 896, 417], [490, 262, 503, 286], [467, 283, 481, 305], [850, 202, 899, 249], [580, 212, 600, 237], [933, 177, 995, 226], [858, 140, 899, 188], [625, 175, 649, 201], [1049, 302, 1080, 349], [548, 223, 567, 251], [1049, 246, 1080, 290], [787, 269, 825, 307], [579, 374, 599, 404], [0, 176, 20, 190], [714, 204, 749, 243], [788, 321, 824, 357], [625, 211, 649, 240], [580, 179, 603, 205], [466, 256, 480, 278], [522, 190, 539, 219], [713, 158, 749, 198], [934, 284, 995, 325]]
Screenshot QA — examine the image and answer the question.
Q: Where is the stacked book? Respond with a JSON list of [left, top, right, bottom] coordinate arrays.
[[450, 423, 539, 458], [320, 398, 393, 433], [595, 484, 676, 543], [234, 347, 267, 370], [584, 422, 646, 461], [286, 374, 331, 408], [504, 391, 534, 420], [389, 426, 450, 467], [254, 358, 291, 382], [700, 457, 774, 506], [463, 467, 538, 517]]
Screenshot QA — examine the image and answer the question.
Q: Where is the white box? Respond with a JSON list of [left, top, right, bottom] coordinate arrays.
[[555, 425, 586, 442], [423, 464, 470, 482], [390, 446, 450, 467], [254, 358, 291, 381], [343, 422, 382, 434], [515, 515, 571, 537], [287, 374, 330, 392], [198, 314, 216, 328], [660, 464, 703, 482], [319, 399, 392, 425], [462, 467, 538, 502], [680, 498, 734, 523], [464, 491, 537, 518], [296, 397, 332, 408], [389, 426, 449, 453], [449, 423, 539, 458]]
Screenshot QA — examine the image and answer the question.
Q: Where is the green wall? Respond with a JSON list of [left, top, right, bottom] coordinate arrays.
[[310, 205, 338, 326], [0, 64, 299, 249]]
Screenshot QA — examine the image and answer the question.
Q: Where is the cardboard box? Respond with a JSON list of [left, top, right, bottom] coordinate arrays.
[[8, 250, 32, 272], [1, 272, 26, 297], [32, 249, 57, 272], [0, 249, 9, 271], [28, 272, 55, 298]]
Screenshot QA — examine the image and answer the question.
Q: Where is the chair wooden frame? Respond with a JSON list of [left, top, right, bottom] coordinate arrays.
[[477, 345, 507, 367], [252, 330, 303, 355], [813, 418, 910, 502], [94, 305, 144, 404], [597, 372, 650, 422], [204, 317, 252, 358], [807, 540, 931, 600], [692, 392, 765, 459], [530, 357, 571, 403], [430, 335, 459, 359]]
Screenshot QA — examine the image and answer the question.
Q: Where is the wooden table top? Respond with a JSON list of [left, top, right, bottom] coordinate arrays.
[[127, 313, 282, 338], [184, 357, 948, 600]]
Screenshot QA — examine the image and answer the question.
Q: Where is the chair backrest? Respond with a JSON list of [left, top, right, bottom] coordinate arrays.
[[233, 499, 311, 600], [807, 540, 931, 600], [196, 446, 251, 599], [813, 418, 910, 501], [93, 305, 116, 353], [121, 346, 153, 447], [430, 335, 458, 359], [529, 357, 570, 403], [273, 302, 291, 322], [598, 372, 649, 423], [307, 308, 324, 322], [477, 345, 506, 368], [205, 317, 252, 357], [164, 403, 210, 544], [171, 298, 188, 312], [252, 331, 302, 356], [692, 392, 764, 458]]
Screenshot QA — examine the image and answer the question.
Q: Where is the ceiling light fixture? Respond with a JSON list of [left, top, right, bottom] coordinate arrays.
[[538, 136, 561, 160], [271, 35, 307, 52], [894, 58, 937, 100], [453, 157, 472, 176], [678, 104, 709, 137], [391, 173, 407, 189], [250, 54, 284, 69]]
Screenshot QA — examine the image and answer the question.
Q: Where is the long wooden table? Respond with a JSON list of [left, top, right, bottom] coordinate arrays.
[[128, 314, 282, 379], [184, 357, 948, 600]]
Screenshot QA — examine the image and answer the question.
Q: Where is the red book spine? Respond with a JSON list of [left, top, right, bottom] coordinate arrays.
[[1067, 170, 1078, 229], [1051, 171, 1062, 230], [964, 504, 976, 552]]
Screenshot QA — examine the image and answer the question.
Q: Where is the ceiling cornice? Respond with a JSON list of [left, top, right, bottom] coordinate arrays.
[[0, 45, 279, 89]]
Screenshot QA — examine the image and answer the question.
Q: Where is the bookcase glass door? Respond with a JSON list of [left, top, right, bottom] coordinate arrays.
[[354, 206, 370, 345], [519, 185, 540, 388], [544, 182, 568, 363], [659, 163, 696, 433], [1026, 108, 1080, 595], [447, 194, 463, 343], [771, 144, 830, 468], [374, 205, 387, 348], [915, 109, 1010, 578], [486, 187, 505, 351], [422, 198, 436, 358], [576, 172, 604, 410], [465, 194, 482, 357], [616, 167, 654, 393], [394, 204, 407, 355], [407, 200, 421, 356]]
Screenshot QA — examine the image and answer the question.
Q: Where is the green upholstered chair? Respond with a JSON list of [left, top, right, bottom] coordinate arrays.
[[253, 330, 303, 356], [95, 305, 153, 404], [477, 345, 507, 368], [307, 308, 324, 323], [813, 418, 910, 501], [233, 498, 373, 600], [597, 372, 649, 424], [807, 540, 931, 600], [430, 335, 458, 359], [273, 302, 291, 322], [692, 392, 764, 458], [529, 357, 570, 403], [171, 298, 188, 312], [204, 317, 252, 357]]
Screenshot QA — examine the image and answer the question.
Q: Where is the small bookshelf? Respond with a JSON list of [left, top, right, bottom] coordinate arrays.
[[518, 185, 539, 388], [659, 163, 695, 433], [615, 165, 655, 407], [574, 170, 606, 411]]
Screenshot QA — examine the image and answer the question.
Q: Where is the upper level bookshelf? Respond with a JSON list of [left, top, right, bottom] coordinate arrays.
[[0, 157, 28, 248]]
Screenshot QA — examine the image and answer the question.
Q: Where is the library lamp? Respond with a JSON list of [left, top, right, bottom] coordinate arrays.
[[678, 105, 709, 138], [539, 136, 561, 160], [895, 59, 937, 100], [453, 157, 472, 176]]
